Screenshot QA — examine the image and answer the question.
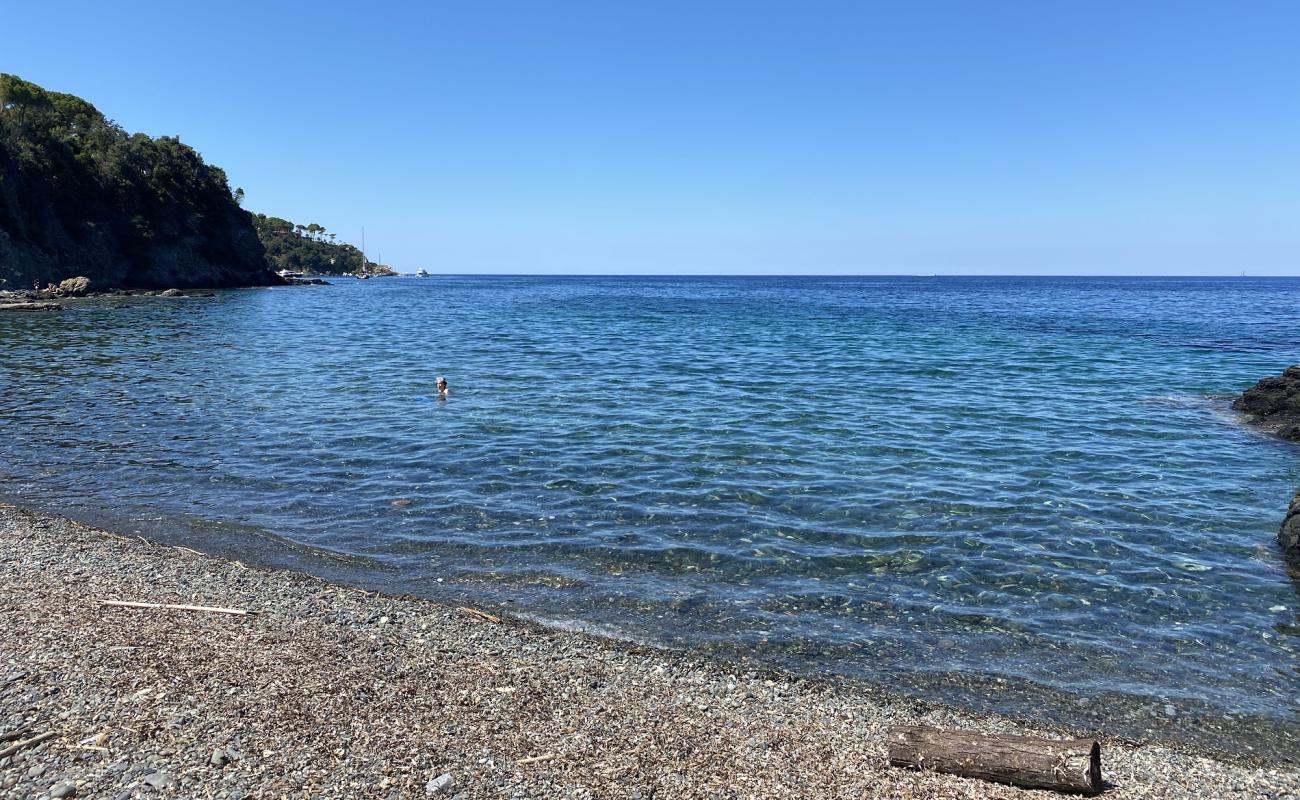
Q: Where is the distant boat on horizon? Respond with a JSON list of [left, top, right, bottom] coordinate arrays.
[[415, 269, 429, 277]]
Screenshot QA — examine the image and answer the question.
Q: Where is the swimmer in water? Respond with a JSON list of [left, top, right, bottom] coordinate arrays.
[[436, 376, 450, 396]]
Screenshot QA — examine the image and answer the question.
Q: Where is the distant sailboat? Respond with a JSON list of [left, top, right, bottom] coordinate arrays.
[[358, 226, 370, 279]]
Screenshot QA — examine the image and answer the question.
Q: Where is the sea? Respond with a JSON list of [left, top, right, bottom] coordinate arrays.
[[1, 275, 1297, 756]]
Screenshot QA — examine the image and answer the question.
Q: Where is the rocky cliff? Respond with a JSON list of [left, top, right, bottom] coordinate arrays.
[[0, 74, 278, 290]]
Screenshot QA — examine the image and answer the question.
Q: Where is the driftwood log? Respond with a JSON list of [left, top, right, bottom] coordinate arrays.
[[887, 726, 1102, 795]]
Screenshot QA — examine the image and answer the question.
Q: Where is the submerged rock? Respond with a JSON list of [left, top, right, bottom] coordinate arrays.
[[1233, 365, 1300, 441]]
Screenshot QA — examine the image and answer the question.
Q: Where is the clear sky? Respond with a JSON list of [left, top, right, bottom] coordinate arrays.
[[6, 1, 1299, 274]]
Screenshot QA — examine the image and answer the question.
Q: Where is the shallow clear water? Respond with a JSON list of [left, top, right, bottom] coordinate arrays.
[[2, 276, 1298, 753]]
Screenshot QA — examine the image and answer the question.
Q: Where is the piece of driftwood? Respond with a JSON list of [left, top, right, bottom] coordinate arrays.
[[99, 600, 252, 616], [458, 606, 502, 624], [887, 726, 1101, 795], [0, 730, 56, 758]]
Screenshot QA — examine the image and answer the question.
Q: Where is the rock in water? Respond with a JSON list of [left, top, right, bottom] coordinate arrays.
[[56, 276, 92, 296], [1233, 365, 1300, 441], [160, 288, 184, 297], [1281, 490, 1300, 563], [0, 302, 62, 312]]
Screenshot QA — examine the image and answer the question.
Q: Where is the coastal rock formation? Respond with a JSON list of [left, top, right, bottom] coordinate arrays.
[[1233, 365, 1300, 441], [1281, 490, 1300, 563], [0, 301, 62, 312], [0, 74, 280, 291], [55, 276, 91, 296]]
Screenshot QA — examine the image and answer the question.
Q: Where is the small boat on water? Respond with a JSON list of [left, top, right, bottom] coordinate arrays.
[[415, 269, 429, 277], [277, 269, 305, 279]]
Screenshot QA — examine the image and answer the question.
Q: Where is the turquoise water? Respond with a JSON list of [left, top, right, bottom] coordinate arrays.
[[1, 276, 1298, 754]]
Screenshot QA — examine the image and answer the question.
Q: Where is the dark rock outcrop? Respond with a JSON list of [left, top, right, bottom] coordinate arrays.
[[1281, 491, 1300, 563], [1233, 366, 1300, 441]]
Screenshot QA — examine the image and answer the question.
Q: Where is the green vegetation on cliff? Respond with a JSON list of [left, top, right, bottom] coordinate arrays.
[[252, 215, 393, 276], [0, 74, 277, 290]]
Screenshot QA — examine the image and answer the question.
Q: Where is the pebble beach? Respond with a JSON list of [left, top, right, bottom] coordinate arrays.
[[2, 503, 1297, 799]]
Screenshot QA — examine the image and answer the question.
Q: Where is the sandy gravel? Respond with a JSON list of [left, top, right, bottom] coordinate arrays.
[[2, 503, 1297, 799]]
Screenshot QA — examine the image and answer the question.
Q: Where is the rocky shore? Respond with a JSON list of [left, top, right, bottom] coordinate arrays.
[[1235, 366, 1300, 442], [1234, 365, 1300, 563], [2, 504, 1296, 799]]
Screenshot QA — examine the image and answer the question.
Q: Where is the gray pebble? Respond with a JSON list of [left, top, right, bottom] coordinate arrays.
[[49, 780, 77, 798], [144, 771, 177, 790], [426, 772, 455, 795]]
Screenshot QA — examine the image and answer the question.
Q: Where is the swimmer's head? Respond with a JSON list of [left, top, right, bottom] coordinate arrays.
[[436, 376, 448, 391]]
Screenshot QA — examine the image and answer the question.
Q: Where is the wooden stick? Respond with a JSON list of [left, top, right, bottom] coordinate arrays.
[[0, 724, 32, 744], [99, 600, 252, 616], [887, 726, 1101, 795], [0, 731, 56, 758], [517, 752, 555, 765], [458, 607, 502, 624]]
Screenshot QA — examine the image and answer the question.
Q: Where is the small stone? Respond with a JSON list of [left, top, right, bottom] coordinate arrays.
[[210, 747, 229, 767], [27, 763, 47, 778], [426, 772, 455, 795], [49, 780, 78, 798], [144, 771, 177, 790], [1164, 704, 1177, 717]]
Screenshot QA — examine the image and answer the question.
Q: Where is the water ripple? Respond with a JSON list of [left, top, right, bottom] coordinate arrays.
[[1, 275, 1298, 752]]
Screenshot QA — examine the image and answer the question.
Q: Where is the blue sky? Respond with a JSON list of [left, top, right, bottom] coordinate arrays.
[[7, 1, 1299, 274]]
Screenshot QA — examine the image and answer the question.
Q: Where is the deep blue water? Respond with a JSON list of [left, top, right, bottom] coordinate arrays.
[[2, 276, 1298, 753]]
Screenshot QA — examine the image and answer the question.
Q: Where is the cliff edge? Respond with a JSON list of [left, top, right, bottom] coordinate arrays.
[[0, 74, 278, 290]]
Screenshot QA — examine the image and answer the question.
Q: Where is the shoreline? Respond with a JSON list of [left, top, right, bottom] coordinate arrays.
[[3, 503, 1297, 798]]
